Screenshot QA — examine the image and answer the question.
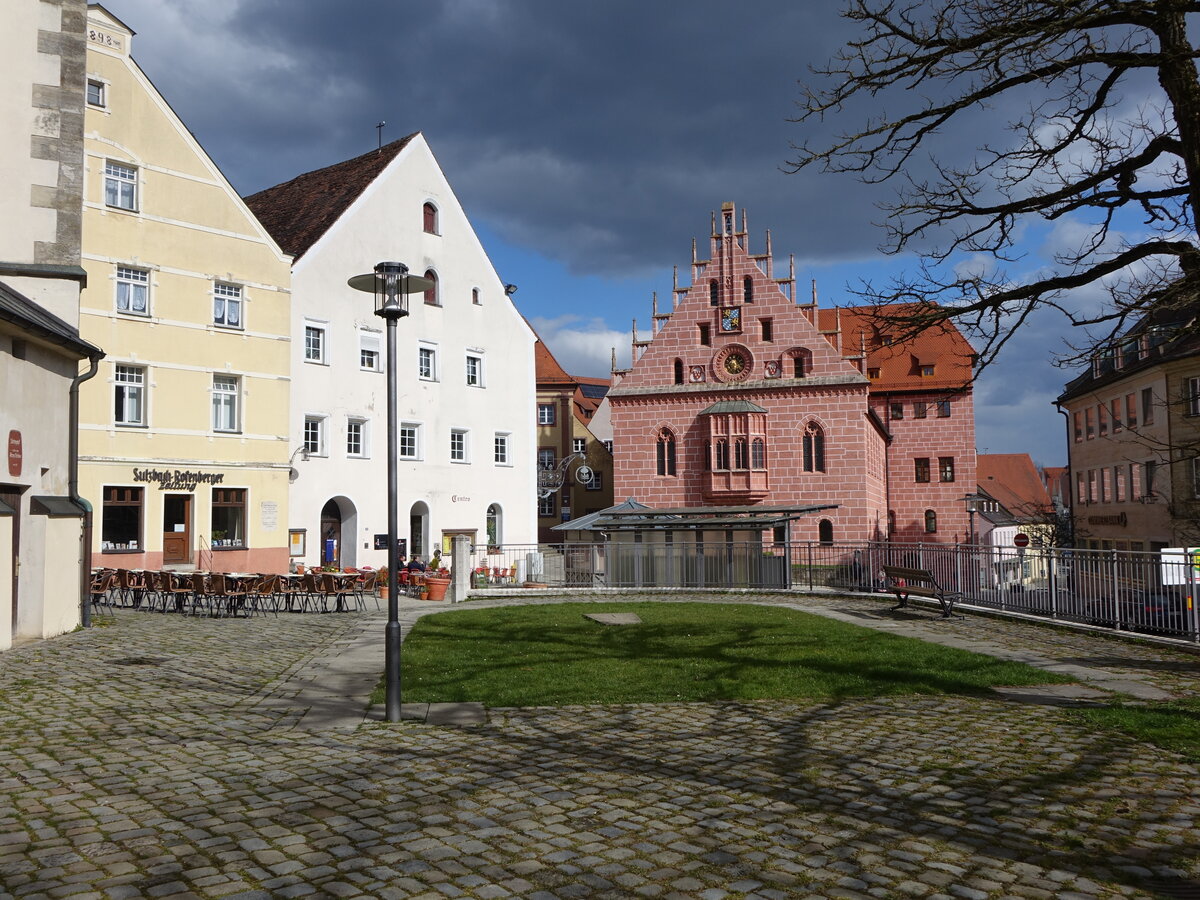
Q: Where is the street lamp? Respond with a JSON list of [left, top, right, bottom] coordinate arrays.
[[961, 492, 988, 546], [348, 261, 433, 722]]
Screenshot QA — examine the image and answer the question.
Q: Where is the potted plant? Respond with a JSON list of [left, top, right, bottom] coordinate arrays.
[[424, 569, 451, 601], [376, 566, 388, 600]]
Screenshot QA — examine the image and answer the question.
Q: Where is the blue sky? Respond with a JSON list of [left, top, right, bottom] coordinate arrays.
[[101, 0, 1165, 468]]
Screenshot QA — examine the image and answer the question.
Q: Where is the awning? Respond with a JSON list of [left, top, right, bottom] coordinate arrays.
[[30, 495, 87, 517]]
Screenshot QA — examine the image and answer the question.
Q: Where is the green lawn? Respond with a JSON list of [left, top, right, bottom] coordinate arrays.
[[1077, 698, 1200, 762], [376, 602, 1070, 707]]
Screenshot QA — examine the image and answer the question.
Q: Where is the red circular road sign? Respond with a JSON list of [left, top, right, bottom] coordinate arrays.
[[1014, 533, 1030, 548]]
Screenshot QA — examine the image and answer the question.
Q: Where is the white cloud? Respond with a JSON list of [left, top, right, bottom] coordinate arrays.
[[530, 315, 631, 378]]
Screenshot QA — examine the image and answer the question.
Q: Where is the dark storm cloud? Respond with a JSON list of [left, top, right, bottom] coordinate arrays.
[[117, 1, 905, 277]]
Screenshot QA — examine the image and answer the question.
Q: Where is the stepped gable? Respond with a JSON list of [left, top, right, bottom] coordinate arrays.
[[819, 304, 975, 392], [616, 202, 862, 391], [245, 134, 419, 260], [978, 453, 1053, 514]]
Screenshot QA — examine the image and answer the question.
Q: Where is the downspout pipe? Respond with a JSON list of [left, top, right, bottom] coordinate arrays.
[[71, 353, 103, 627]]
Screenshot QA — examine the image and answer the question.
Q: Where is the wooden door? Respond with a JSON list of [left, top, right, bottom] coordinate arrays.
[[162, 494, 191, 564], [0, 486, 21, 632]]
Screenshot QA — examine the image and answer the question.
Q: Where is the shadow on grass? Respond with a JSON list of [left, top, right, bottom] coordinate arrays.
[[391, 602, 1070, 707]]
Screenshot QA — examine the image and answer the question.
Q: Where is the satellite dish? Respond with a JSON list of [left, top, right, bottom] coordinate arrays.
[[575, 465, 594, 485]]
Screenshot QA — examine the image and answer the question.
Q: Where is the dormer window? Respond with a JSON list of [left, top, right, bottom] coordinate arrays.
[[423, 202, 438, 234]]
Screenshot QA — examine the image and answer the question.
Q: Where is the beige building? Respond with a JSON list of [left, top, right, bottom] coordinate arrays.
[[0, 0, 104, 649], [78, 6, 293, 573], [1058, 301, 1200, 551], [534, 340, 613, 542]]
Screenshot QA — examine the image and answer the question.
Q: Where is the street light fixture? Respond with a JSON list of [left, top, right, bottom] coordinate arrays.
[[348, 261, 433, 723], [960, 492, 988, 546]]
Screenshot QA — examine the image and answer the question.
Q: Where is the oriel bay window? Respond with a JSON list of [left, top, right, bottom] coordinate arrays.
[[101, 486, 143, 551], [211, 488, 246, 548], [701, 400, 768, 500]]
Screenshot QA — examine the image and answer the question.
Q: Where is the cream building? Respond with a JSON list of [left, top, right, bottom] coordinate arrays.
[[78, 6, 293, 573], [246, 134, 537, 568], [0, 0, 105, 649]]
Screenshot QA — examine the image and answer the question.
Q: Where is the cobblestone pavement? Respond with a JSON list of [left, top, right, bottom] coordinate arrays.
[[0, 593, 1198, 900]]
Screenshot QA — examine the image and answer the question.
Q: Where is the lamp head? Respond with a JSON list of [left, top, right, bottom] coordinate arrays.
[[348, 261, 435, 320]]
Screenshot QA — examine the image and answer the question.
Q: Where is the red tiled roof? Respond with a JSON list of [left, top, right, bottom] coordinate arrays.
[[978, 453, 1053, 515], [244, 134, 419, 260], [817, 304, 976, 392], [534, 340, 575, 386]]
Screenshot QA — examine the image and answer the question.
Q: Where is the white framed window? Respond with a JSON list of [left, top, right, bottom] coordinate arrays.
[[537, 403, 555, 425], [538, 495, 555, 517], [1186, 376, 1200, 417], [359, 330, 381, 372], [212, 375, 240, 433], [86, 79, 106, 108], [399, 422, 421, 460], [104, 161, 137, 211], [418, 345, 437, 381], [303, 416, 326, 456], [304, 323, 326, 364], [586, 471, 603, 491], [114, 364, 145, 426], [494, 432, 511, 465], [213, 283, 243, 329], [572, 438, 586, 454], [450, 428, 469, 463], [115, 266, 149, 316], [347, 417, 368, 458], [538, 448, 556, 470], [466, 353, 483, 387]]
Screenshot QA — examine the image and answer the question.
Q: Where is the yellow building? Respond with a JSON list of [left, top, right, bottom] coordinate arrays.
[[77, 6, 292, 572]]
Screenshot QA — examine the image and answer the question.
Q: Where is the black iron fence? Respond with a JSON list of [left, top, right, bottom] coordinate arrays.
[[468, 541, 1200, 641]]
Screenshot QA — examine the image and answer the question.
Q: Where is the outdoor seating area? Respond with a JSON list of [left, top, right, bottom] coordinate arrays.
[[89, 567, 379, 618]]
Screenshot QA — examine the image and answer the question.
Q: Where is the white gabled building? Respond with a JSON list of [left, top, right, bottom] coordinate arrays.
[[246, 134, 537, 568]]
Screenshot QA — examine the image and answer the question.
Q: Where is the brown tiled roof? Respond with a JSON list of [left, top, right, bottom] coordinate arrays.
[[534, 339, 575, 386], [817, 304, 976, 392], [244, 134, 419, 260], [978, 453, 1053, 515]]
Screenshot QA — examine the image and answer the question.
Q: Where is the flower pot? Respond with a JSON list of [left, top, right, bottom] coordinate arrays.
[[425, 576, 451, 601]]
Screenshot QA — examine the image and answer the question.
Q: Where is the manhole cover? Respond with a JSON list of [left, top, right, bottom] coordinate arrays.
[[584, 613, 642, 626]]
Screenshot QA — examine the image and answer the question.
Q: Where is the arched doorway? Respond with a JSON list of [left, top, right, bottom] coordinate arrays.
[[409, 501, 429, 562], [486, 503, 502, 549], [320, 496, 358, 568]]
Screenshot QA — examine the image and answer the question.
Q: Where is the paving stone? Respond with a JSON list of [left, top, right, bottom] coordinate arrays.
[[0, 599, 1198, 900]]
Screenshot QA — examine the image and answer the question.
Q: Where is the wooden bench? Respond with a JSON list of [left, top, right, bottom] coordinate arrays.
[[881, 565, 964, 619]]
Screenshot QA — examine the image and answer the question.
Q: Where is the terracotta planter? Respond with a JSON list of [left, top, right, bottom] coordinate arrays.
[[425, 576, 451, 601]]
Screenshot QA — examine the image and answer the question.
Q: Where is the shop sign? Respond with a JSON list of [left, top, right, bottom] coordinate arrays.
[[1087, 513, 1127, 527], [7, 431, 20, 477], [133, 467, 225, 491]]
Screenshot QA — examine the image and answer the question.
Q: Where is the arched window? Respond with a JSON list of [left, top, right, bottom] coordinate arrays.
[[673, 358, 684, 385], [423, 202, 438, 234], [818, 519, 833, 544], [472, 287, 480, 305], [734, 438, 748, 470], [887, 510, 896, 537], [802, 422, 825, 472], [423, 269, 438, 305], [656, 429, 677, 476], [751, 437, 765, 469], [486, 503, 502, 548], [924, 509, 937, 533], [709, 279, 719, 306], [744, 275, 753, 304], [715, 439, 729, 470]]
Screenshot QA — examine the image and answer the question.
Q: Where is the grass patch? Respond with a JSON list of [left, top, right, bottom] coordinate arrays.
[[375, 602, 1070, 707], [1075, 698, 1200, 762]]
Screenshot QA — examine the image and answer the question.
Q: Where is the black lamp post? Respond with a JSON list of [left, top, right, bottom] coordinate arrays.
[[961, 492, 987, 546], [348, 261, 433, 722]]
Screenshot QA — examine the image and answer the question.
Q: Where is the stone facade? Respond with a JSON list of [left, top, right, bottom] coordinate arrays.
[[609, 203, 977, 544]]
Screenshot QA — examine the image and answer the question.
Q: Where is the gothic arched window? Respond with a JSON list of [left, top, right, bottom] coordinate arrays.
[[802, 422, 825, 473], [656, 429, 677, 476]]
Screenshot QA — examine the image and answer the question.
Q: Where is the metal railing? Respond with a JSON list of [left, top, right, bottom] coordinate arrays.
[[469, 540, 1200, 641]]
